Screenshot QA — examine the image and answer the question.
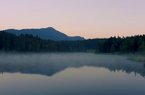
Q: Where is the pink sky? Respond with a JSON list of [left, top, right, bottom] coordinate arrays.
[[0, 0, 145, 38]]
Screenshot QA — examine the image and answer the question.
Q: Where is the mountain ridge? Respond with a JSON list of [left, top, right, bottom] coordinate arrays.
[[4, 27, 85, 41]]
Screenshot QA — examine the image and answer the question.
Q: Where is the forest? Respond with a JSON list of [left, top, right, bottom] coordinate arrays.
[[0, 31, 145, 53]]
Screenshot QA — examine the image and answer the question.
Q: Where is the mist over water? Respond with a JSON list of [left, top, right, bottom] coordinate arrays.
[[0, 53, 144, 76], [0, 53, 145, 95]]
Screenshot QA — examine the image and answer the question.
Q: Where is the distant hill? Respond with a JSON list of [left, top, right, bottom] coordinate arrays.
[[4, 27, 85, 41]]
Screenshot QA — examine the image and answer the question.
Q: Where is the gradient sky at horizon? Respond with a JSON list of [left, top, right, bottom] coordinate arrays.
[[0, 0, 145, 38]]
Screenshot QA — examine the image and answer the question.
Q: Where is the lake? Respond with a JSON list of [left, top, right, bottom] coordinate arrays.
[[0, 53, 145, 95]]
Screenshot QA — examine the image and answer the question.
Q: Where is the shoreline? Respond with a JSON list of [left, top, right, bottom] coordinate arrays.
[[128, 54, 145, 63]]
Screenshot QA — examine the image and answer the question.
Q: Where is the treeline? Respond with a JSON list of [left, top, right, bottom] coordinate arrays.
[[95, 35, 145, 53], [0, 31, 55, 52], [0, 31, 145, 53], [0, 31, 97, 52]]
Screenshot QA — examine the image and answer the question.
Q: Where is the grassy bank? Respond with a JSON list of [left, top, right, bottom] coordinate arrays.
[[128, 54, 145, 62]]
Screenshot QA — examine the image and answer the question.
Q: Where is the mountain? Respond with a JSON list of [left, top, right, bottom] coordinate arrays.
[[4, 27, 85, 41]]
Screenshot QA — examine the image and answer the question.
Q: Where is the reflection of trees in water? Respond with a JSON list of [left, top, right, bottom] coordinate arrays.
[[0, 60, 145, 78]]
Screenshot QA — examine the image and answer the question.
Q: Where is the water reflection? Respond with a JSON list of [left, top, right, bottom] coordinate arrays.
[[0, 53, 144, 77]]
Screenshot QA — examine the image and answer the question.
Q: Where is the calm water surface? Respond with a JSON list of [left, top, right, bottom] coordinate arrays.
[[0, 53, 145, 95]]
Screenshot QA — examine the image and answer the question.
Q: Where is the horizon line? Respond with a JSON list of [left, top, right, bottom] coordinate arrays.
[[0, 27, 145, 39]]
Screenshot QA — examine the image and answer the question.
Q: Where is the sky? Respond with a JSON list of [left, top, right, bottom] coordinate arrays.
[[0, 0, 145, 38]]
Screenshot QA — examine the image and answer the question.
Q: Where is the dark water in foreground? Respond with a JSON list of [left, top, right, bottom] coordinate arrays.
[[0, 53, 145, 95]]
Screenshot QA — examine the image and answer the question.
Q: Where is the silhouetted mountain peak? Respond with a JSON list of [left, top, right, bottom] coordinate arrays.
[[46, 27, 56, 30], [4, 27, 85, 41]]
